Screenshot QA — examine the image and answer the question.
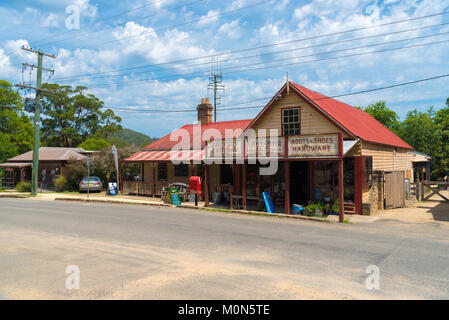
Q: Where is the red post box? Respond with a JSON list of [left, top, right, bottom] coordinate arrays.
[[189, 176, 202, 195]]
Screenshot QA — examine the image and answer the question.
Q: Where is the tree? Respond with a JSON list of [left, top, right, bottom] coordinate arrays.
[[432, 104, 449, 178], [0, 80, 33, 162], [396, 108, 443, 179], [40, 84, 122, 147], [79, 138, 110, 151], [66, 145, 140, 191], [356, 101, 400, 131]]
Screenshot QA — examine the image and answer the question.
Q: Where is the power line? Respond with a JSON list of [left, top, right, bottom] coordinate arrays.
[[54, 21, 449, 82], [34, 0, 206, 49], [104, 72, 449, 114], [85, 35, 449, 89], [51, 10, 449, 82], [45, 0, 271, 51]]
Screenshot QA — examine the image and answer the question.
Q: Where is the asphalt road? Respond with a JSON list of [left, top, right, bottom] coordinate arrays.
[[0, 198, 448, 299]]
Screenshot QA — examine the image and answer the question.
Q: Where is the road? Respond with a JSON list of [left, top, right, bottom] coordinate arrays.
[[0, 198, 448, 299]]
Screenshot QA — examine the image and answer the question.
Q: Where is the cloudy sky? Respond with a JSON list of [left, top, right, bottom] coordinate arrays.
[[1, 0, 449, 137]]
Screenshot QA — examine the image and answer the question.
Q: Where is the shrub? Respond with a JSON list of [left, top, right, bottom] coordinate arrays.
[[54, 175, 69, 191], [16, 181, 31, 192]]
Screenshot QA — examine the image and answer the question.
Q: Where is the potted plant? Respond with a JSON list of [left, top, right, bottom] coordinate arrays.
[[305, 203, 325, 217], [329, 201, 340, 215]]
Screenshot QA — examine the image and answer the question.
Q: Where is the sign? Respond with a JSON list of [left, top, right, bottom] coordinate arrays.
[[205, 138, 243, 161], [288, 134, 339, 158], [108, 182, 118, 196], [262, 192, 276, 213], [168, 187, 182, 206], [245, 137, 284, 159]]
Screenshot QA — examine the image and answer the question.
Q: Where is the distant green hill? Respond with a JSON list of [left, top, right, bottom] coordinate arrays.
[[109, 128, 157, 148]]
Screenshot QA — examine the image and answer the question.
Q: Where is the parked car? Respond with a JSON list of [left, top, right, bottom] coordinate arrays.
[[79, 176, 103, 193]]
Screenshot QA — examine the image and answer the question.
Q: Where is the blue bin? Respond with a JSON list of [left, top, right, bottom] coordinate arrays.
[[291, 204, 304, 215]]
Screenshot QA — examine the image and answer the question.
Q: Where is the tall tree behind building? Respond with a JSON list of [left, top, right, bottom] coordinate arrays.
[[356, 101, 400, 131], [0, 80, 33, 162], [39, 83, 122, 147]]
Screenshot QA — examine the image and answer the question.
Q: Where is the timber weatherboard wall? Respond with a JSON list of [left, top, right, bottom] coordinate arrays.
[[361, 141, 412, 172], [252, 93, 350, 138]]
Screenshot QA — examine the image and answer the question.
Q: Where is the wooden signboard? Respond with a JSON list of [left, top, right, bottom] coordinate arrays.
[[168, 187, 182, 206], [245, 136, 285, 159], [288, 134, 338, 158]]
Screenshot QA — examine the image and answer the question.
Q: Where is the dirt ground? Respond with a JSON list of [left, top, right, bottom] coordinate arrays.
[[370, 190, 449, 225]]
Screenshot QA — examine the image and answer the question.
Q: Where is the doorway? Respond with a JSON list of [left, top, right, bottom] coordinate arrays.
[[290, 161, 308, 205]]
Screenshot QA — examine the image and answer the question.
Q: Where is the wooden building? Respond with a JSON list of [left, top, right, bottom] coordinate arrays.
[[123, 81, 420, 218], [0, 147, 88, 187]]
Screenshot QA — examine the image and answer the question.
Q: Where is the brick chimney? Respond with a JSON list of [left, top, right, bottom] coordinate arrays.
[[197, 98, 213, 125]]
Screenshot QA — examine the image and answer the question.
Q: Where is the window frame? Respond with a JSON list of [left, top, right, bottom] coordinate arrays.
[[174, 163, 189, 177], [281, 107, 301, 136], [364, 156, 373, 186], [158, 162, 168, 181]]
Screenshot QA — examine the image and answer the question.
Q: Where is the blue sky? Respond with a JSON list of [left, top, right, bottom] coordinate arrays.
[[1, 0, 449, 138]]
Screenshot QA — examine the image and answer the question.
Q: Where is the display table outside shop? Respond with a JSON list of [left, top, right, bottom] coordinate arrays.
[[230, 194, 260, 210]]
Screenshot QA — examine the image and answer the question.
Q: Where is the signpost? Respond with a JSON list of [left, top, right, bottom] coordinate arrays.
[[111, 145, 119, 193], [86, 158, 90, 200]]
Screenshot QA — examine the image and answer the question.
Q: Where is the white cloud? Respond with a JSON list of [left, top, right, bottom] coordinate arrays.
[[219, 20, 242, 39], [197, 10, 220, 27], [42, 13, 59, 28]]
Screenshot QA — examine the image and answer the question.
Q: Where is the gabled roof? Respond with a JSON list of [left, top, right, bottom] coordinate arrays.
[[7, 147, 87, 162], [249, 82, 412, 149], [288, 82, 413, 149], [142, 119, 253, 151]]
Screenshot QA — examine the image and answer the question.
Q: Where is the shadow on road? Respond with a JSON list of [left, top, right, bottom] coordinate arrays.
[[417, 200, 449, 222]]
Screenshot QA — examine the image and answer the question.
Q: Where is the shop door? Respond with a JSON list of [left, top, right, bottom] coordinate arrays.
[[290, 161, 308, 205]]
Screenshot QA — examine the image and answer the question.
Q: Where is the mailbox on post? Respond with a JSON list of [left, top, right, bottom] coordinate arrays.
[[189, 176, 202, 206]]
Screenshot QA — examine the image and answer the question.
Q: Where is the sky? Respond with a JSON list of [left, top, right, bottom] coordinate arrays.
[[1, 0, 449, 138]]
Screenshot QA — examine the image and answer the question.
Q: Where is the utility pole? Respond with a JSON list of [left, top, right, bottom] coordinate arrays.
[[16, 46, 55, 196], [208, 58, 225, 122]]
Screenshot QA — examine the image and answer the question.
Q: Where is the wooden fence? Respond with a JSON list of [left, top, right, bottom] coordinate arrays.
[[122, 181, 168, 197]]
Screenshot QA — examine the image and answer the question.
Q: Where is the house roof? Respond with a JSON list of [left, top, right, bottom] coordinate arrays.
[[131, 81, 412, 163], [142, 119, 253, 151], [6, 147, 87, 162], [0, 162, 32, 168], [124, 150, 205, 162], [288, 82, 413, 149]]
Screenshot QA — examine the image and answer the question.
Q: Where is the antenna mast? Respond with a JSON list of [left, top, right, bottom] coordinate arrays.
[[208, 57, 225, 122]]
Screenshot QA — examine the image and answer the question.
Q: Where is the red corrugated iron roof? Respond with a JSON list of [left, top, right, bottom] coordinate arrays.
[[128, 82, 412, 164], [289, 82, 413, 150], [124, 150, 205, 162], [142, 119, 253, 151]]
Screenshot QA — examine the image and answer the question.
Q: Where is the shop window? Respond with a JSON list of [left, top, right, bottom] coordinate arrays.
[[365, 156, 373, 185], [158, 163, 168, 181], [174, 164, 188, 177], [283, 108, 300, 136]]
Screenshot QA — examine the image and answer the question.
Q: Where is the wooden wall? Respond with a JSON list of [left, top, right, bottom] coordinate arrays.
[[252, 92, 348, 137], [361, 141, 413, 173]]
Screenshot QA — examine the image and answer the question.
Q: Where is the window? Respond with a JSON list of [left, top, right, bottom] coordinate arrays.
[[174, 164, 188, 177], [365, 156, 373, 185], [158, 163, 168, 181], [283, 108, 300, 136]]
